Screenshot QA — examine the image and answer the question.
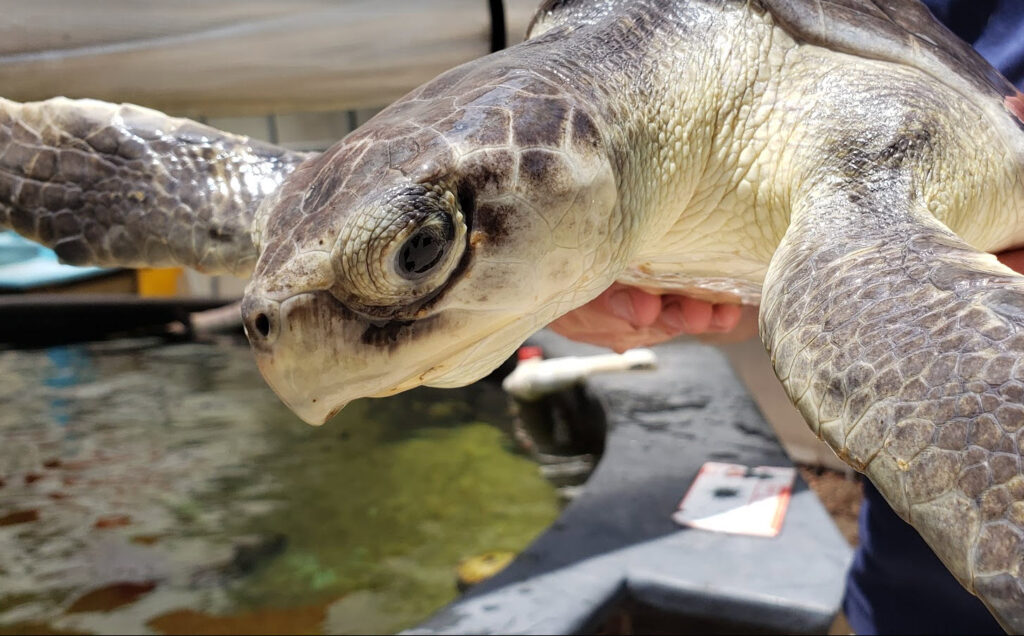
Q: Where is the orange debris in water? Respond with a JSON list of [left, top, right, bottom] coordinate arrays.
[[147, 603, 334, 636], [93, 514, 133, 529], [67, 582, 157, 613], [130, 534, 164, 545], [0, 509, 39, 526]]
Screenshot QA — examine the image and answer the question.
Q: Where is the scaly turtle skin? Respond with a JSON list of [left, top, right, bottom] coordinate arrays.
[[4, 0, 1024, 629]]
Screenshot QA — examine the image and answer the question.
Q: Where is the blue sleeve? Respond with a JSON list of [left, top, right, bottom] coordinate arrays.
[[922, 0, 1024, 87]]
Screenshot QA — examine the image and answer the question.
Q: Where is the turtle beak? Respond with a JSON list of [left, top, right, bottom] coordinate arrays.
[[255, 354, 346, 426]]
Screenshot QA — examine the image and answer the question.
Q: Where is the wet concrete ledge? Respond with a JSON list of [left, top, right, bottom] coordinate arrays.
[[409, 331, 853, 635]]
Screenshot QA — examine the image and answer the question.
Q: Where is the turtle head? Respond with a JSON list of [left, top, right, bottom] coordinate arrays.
[[242, 70, 618, 425]]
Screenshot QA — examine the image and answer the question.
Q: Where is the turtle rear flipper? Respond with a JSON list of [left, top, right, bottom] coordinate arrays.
[[0, 98, 311, 275], [762, 179, 1024, 632]]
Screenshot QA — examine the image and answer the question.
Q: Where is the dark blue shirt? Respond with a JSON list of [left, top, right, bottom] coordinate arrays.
[[924, 1, 1024, 88]]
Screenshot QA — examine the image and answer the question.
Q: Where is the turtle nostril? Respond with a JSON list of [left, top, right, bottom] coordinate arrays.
[[254, 313, 271, 338], [241, 295, 280, 347]]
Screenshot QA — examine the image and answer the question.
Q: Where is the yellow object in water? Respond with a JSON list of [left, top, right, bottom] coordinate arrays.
[[137, 267, 181, 297], [456, 551, 516, 590]]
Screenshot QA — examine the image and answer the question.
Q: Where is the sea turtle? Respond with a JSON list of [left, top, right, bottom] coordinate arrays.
[[2, 0, 1024, 629]]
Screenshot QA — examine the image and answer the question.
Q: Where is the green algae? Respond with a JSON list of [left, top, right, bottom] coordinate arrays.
[[221, 412, 561, 630]]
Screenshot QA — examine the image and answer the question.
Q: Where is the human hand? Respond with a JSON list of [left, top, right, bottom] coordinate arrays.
[[553, 248, 1024, 353], [547, 282, 753, 352], [998, 248, 1024, 273]]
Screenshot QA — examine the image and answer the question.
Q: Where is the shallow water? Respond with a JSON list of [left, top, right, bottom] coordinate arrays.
[[0, 337, 559, 634]]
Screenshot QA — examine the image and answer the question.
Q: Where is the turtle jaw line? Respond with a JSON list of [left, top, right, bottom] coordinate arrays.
[[253, 345, 474, 427]]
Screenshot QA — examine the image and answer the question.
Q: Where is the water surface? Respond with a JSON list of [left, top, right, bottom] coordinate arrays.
[[0, 337, 559, 634]]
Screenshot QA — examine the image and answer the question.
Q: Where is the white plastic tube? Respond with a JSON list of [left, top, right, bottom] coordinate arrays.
[[502, 348, 658, 401]]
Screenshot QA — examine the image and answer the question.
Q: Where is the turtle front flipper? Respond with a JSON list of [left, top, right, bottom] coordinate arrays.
[[761, 181, 1024, 631], [0, 97, 312, 275]]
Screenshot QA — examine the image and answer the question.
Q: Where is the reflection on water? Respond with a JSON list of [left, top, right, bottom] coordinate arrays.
[[0, 336, 559, 634]]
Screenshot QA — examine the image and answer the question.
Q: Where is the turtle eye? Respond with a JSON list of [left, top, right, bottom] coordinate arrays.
[[396, 213, 454, 279], [335, 184, 467, 314]]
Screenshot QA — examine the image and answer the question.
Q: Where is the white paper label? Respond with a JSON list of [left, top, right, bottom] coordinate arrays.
[[672, 462, 796, 537]]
